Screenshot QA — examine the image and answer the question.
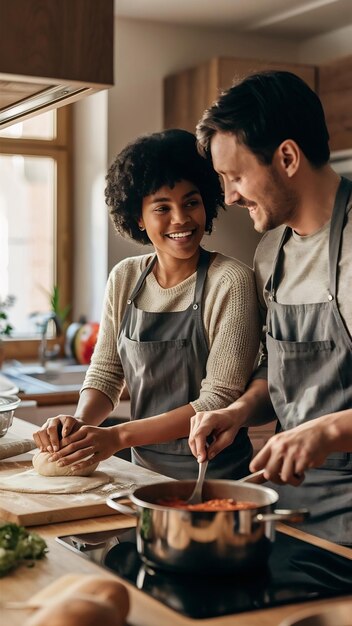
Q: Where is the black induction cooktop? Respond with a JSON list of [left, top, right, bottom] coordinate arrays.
[[56, 527, 352, 620]]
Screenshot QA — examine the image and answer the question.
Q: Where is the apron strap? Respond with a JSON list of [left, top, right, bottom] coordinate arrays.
[[264, 227, 291, 301], [118, 255, 157, 332], [128, 255, 157, 303], [328, 176, 352, 299], [193, 248, 211, 306]]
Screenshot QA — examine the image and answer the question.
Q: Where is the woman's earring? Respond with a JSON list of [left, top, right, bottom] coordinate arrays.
[[139, 225, 146, 231]]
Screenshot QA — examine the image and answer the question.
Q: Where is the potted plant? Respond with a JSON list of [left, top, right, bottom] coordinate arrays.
[[0, 295, 15, 369]]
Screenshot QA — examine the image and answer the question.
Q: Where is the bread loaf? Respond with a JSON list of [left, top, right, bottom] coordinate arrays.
[[24, 576, 129, 626]]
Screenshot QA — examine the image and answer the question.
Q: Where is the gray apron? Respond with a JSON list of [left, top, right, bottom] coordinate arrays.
[[118, 248, 252, 480], [265, 176, 352, 545]]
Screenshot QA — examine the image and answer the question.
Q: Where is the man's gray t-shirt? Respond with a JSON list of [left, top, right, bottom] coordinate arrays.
[[254, 192, 352, 376]]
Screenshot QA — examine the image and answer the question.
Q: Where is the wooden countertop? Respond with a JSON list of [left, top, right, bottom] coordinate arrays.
[[1, 418, 351, 626], [18, 390, 79, 405], [17, 383, 130, 406]]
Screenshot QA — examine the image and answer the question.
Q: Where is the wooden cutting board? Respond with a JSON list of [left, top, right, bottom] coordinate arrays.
[[0, 455, 172, 526]]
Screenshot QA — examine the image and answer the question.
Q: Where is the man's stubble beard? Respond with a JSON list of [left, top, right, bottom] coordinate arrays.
[[258, 167, 299, 233]]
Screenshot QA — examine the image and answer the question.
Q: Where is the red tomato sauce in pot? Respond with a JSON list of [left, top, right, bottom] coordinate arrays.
[[157, 498, 258, 511]]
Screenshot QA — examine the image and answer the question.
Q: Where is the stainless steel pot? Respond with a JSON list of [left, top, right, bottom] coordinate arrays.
[[107, 479, 309, 573]]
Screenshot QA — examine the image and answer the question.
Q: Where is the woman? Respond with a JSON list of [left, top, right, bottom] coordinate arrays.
[[33, 129, 260, 479]]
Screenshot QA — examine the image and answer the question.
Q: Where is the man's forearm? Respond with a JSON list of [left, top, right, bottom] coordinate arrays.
[[229, 378, 275, 428], [325, 409, 352, 453]]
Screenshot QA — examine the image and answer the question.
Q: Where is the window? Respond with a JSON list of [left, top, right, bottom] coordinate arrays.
[[0, 107, 72, 358]]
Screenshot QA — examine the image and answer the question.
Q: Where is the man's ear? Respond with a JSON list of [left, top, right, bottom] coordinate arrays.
[[276, 140, 300, 178]]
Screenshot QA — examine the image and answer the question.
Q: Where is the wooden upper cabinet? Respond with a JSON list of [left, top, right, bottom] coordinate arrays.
[[0, 0, 114, 128], [318, 55, 352, 151], [164, 57, 317, 132]]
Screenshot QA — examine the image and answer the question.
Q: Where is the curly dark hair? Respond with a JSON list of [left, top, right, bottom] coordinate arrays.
[[105, 128, 225, 244]]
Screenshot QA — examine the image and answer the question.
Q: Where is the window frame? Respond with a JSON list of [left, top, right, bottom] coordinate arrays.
[[0, 106, 73, 359]]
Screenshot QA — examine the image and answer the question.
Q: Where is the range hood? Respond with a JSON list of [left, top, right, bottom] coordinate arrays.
[[0, 0, 113, 129], [0, 81, 94, 128]]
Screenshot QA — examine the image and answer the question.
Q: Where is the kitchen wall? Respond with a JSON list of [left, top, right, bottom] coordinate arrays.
[[298, 23, 352, 63], [73, 16, 352, 320], [73, 91, 109, 322], [106, 18, 299, 273]]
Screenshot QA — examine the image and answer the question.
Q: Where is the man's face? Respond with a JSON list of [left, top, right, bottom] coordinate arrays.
[[210, 132, 298, 233]]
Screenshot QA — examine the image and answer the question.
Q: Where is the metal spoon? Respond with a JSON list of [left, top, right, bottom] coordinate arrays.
[[237, 468, 266, 484], [187, 459, 209, 504], [187, 466, 265, 507], [238, 468, 303, 484]]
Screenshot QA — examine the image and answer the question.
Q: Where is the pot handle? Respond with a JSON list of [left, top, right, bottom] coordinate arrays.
[[106, 491, 138, 517], [255, 508, 310, 524]]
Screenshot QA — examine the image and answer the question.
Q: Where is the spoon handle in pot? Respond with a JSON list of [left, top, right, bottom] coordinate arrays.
[[237, 468, 266, 484], [256, 508, 310, 523], [187, 459, 209, 504]]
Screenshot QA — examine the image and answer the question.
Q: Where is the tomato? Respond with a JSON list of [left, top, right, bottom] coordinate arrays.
[[74, 322, 99, 364]]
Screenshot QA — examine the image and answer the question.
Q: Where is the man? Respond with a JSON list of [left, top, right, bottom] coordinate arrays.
[[189, 71, 352, 545]]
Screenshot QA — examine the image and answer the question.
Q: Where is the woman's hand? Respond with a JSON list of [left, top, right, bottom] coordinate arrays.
[[249, 419, 334, 485], [189, 380, 274, 463], [189, 408, 243, 462], [48, 425, 121, 471], [33, 415, 83, 453]]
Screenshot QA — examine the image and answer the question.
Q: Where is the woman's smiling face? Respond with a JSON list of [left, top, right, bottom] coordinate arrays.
[[139, 179, 206, 260]]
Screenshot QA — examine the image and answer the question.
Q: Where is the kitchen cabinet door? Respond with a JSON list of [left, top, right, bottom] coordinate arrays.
[[164, 57, 317, 132], [0, 0, 114, 128], [318, 55, 352, 151]]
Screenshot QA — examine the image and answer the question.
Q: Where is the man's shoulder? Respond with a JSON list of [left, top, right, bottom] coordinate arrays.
[[254, 226, 286, 267], [256, 225, 286, 249]]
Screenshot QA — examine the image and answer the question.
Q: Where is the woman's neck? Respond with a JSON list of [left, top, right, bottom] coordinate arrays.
[[153, 249, 200, 288]]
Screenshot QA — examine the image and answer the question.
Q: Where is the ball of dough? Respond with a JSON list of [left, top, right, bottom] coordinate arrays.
[[32, 450, 99, 477]]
